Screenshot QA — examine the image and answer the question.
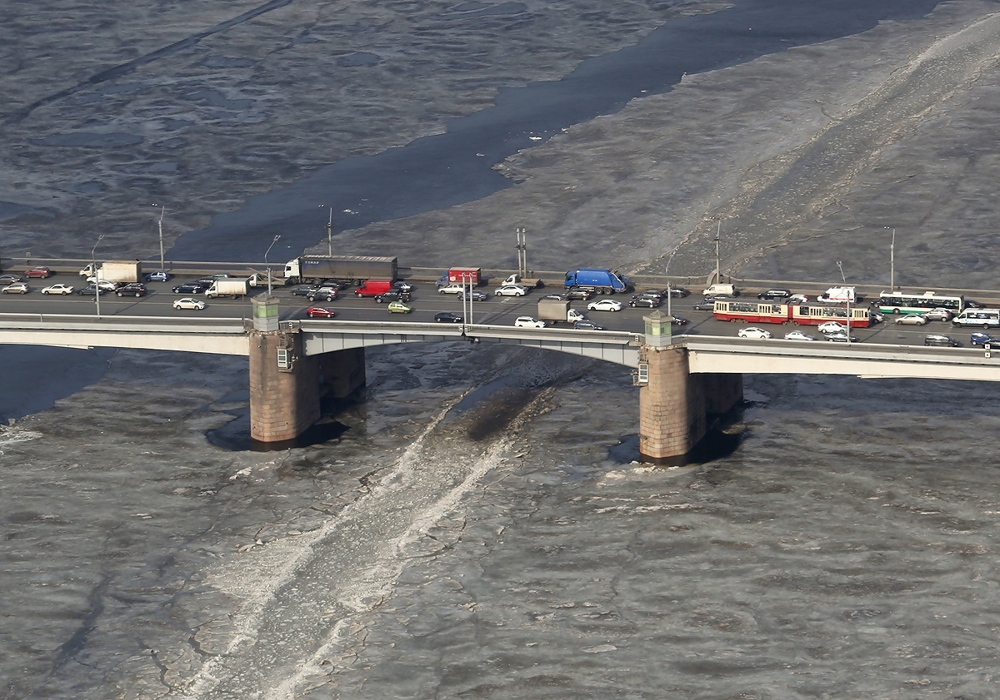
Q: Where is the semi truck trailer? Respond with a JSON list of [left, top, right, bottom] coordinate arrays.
[[283, 255, 397, 285]]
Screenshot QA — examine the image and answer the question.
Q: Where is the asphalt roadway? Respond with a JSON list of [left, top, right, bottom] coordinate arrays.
[[2, 277, 993, 350]]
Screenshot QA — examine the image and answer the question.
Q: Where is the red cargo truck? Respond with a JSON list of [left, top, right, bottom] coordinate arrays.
[[354, 279, 393, 297], [447, 267, 482, 286]]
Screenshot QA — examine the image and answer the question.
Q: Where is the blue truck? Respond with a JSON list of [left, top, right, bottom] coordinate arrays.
[[564, 268, 631, 294]]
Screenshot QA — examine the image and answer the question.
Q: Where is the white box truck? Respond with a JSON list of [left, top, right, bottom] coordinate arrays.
[[81, 261, 142, 284], [205, 278, 250, 298]]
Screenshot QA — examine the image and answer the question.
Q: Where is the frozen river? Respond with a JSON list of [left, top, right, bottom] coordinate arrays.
[[5, 0, 1000, 697]]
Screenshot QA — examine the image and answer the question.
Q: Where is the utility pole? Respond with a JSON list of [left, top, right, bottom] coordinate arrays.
[[92, 235, 105, 319], [325, 206, 333, 257], [886, 226, 896, 291], [152, 204, 166, 273], [516, 227, 527, 278], [713, 218, 721, 284], [838, 260, 851, 344]]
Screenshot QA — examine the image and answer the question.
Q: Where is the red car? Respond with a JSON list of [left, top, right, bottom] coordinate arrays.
[[305, 306, 336, 318], [24, 266, 52, 278]]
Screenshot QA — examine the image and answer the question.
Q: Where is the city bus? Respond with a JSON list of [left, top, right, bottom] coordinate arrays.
[[877, 290, 964, 315]]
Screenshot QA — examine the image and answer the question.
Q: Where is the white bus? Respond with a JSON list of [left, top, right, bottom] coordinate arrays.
[[877, 290, 964, 315]]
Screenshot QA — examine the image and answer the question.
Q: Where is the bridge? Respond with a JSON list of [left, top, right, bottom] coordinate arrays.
[[4, 300, 1000, 460]]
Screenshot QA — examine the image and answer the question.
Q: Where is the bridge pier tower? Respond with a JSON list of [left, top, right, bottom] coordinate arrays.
[[248, 297, 366, 443], [638, 312, 742, 461]]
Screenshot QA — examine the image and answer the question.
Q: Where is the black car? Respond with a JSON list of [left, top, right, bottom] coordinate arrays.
[[374, 290, 411, 303], [925, 334, 961, 347], [307, 287, 339, 302], [392, 280, 415, 293], [966, 299, 985, 308], [629, 295, 660, 308], [573, 320, 605, 330], [970, 332, 1000, 346], [77, 285, 108, 296], [758, 288, 792, 300], [670, 316, 689, 326], [320, 279, 353, 290], [172, 282, 205, 294], [290, 284, 319, 297], [434, 312, 464, 323], [666, 287, 691, 298], [566, 286, 597, 300], [115, 283, 148, 297]]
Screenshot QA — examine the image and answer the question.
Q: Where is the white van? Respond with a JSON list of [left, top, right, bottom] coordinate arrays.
[[952, 308, 1000, 329], [702, 283, 739, 297]]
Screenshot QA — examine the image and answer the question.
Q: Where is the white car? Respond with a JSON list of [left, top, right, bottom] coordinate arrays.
[[817, 321, 848, 334], [494, 284, 528, 297], [86, 279, 119, 292], [438, 283, 467, 295], [41, 283, 75, 295], [783, 330, 815, 341], [587, 298, 623, 312], [894, 314, 928, 325], [173, 297, 206, 310], [514, 316, 545, 328], [787, 294, 809, 304], [738, 326, 772, 339]]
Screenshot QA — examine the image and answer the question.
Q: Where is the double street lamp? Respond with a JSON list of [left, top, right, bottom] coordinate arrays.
[[152, 203, 166, 273]]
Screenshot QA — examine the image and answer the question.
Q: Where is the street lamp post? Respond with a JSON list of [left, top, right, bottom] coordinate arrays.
[[665, 248, 678, 332], [713, 218, 722, 285], [324, 206, 333, 257], [886, 226, 896, 291], [152, 204, 166, 273], [265, 235, 281, 296], [92, 234, 105, 318], [837, 260, 851, 343]]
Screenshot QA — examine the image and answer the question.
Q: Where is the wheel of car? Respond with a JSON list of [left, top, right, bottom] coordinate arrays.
[[986, 324, 992, 329], [376, 298, 384, 303]]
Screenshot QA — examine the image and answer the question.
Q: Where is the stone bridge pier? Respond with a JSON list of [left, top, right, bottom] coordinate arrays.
[[638, 312, 743, 460], [248, 298, 365, 443]]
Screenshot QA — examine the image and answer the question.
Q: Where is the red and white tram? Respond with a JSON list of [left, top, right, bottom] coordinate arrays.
[[713, 301, 871, 328]]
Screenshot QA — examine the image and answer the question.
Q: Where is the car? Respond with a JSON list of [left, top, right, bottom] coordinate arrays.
[[692, 300, 716, 311], [305, 306, 336, 318], [542, 293, 567, 301], [894, 314, 928, 325], [924, 334, 961, 347], [458, 290, 488, 302], [76, 284, 107, 296], [172, 282, 206, 294], [826, 332, 859, 342], [24, 266, 52, 278], [970, 332, 1000, 347], [787, 294, 809, 304], [738, 327, 772, 339], [434, 312, 464, 323], [392, 280, 415, 293], [514, 316, 546, 328], [144, 270, 172, 282], [85, 279, 120, 292], [629, 295, 660, 308], [588, 299, 623, 312], [374, 290, 410, 303], [670, 316, 689, 326], [387, 301, 412, 314], [663, 287, 690, 299], [320, 279, 352, 290], [922, 308, 953, 322], [635, 290, 665, 300], [195, 274, 232, 286], [0, 274, 23, 284], [290, 284, 319, 296], [818, 321, 848, 334], [438, 283, 467, 295], [758, 288, 792, 300], [41, 283, 74, 295], [494, 284, 529, 297], [115, 283, 148, 297], [2, 282, 30, 294], [307, 287, 339, 302], [573, 320, 605, 330], [966, 299, 985, 309], [783, 330, 816, 341], [173, 297, 206, 310], [565, 286, 596, 300]]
